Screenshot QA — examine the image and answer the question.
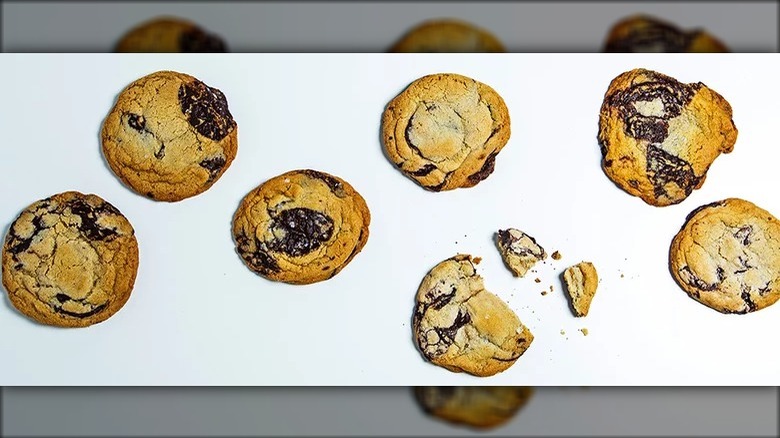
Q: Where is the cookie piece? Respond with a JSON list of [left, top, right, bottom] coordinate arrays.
[[115, 17, 228, 52], [597, 68, 737, 207], [604, 15, 729, 53], [382, 73, 511, 192], [669, 198, 780, 314], [495, 229, 547, 277], [414, 386, 533, 429], [562, 262, 598, 317], [413, 254, 534, 377], [101, 70, 238, 202], [389, 19, 505, 53], [232, 169, 370, 285], [1, 192, 139, 328]]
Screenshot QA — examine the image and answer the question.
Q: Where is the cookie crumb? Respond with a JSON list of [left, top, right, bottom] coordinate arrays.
[[552, 251, 562, 260], [560, 330, 566, 335], [563, 261, 599, 317], [579, 328, 589, 336], [541, 291, 547, 296], [620, 273, 624, 278], [549, 285, 554, 292], [534, 278, 541, 283], [473, 257, 482, 264]]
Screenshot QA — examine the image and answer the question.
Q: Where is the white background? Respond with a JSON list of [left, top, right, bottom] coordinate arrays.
[[2, 1, 778, 53], [1, 54, 779, 386]]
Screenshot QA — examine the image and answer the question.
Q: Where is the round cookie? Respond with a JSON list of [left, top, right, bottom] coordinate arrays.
[[115, 16, 228, 52], [2, 192, 139, 328], [413, 254, 534, 377], [389, 19, 506, 53], [232, 169, 371, 285], [382, 73, 511, 192], [101, 70, 238, 202], [414, 386, 533, 429], [670, 198, 780, 314], [603, 15, 729, 53], [597, 68, 737, 207]]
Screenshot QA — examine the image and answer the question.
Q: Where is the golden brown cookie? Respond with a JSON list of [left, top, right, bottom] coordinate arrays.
[[413, 254, 534, 377], [232, 170, 371, 285], [101, 70, 238, 202], [670, 198, 780, 314], [1, 192, 139, 328], [414, 386, 533, 429], [495, 228, 547, 278], [382, 73, 511, 192], [389, 19, 506, 53], [562, 262, 599, 317], [604, 15, 729, 53], [115, 16, 228, 52], [597, 68, 737, 207]]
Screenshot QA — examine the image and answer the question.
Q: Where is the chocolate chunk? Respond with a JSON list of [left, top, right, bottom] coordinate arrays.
[[55, 293, 70, 303], [466, 152, 497, 185], [679, 266, 720, 291], [199, 156, 226, 182], [154, 143, 166, 159], [425, 180, 448, 192], [741, 289, 758, 313], [7, 213, 47, 256], [427, 287, 456, 311], [67, 199, 120, 241], [605, 21, 695, 53], [127, 114, 146, 131], [412, 164, 437, 176], [423, 310, 471, 359], [235, 234, 280, 274], [646, 144, 700, 199], [268, 208, 334, 257], [300, 170, 343, 194], [178, 80, 236, 141], [55, 303, 107, 319], [758, 282, 772, 296], [685, 200, 725, 222], [179, 28, 228, 53], [734, 226, 753, 245]]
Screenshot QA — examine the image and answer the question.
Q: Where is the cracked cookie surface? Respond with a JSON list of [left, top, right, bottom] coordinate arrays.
[[382, 73, 511, 191], [412, 254, 533, 377], [115, 17, 228, 52], [496, 228, 547, 277], [389, 19, 506, 53], [101, 70, 238, 202], [232, 169, 371, 285], [597, 68, 737, 207], [603, 15, 729, 53], [670, 198, 780, 314], [413, 386, 533, 429], [2, 191, 139, 328], [562, 261, 599, 317]]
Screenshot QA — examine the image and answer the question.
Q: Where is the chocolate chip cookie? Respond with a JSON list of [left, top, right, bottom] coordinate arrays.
[[1, 192, 139, 328], [232, 169, 371, 285], [670, 198, 780, 314], [495, 229, 547, 277], [115, 16, 228, 52], [604, 15, 729, 53], [413, 386, 533, 429], [382, 73, 511, 192], [562, 262, 599, 317], [597, 68, 737, 207], [413, 255, 534, 377], [101, 70, 238, 202], [389, 19, 506, 53]]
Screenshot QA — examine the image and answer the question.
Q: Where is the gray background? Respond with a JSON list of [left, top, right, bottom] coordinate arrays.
[[1, 1, 778, 436]]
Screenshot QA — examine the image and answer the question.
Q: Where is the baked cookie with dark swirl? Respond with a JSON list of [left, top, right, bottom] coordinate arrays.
[[101, 70, 238, 202], [2, 191, 139, 328], [381, 73, 511, 192], [597, 68, 737, 207], [232, 169, 371, 285], [115, 16, 228, 53], [604, 15, 729, 53], [413, 386, 533, 429]]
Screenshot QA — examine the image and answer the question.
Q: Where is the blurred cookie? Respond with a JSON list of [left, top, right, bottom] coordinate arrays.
[[597, 68, 737, 206], [563, 262, 599, 317], [232, 169, 371, 285], [390, 19, 505, 52], [604, 15, 729, 53], [101, 70, 238, 202], [496, 228, 547, 277], [414, 386, 533, 429], [382, 73, 511, 191], [115, 16, 228, 52], [2, 192, 139, 328], [670, 198, 780, 314], [413, 254, 534, 377]]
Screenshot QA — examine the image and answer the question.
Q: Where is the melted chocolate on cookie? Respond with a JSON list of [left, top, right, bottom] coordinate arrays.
[[179, 28, 228, 53], [67, 198, 121, 241], [178, 80, 236, 141], [605, 22, 695, 52], [268, 208, 335, 257]]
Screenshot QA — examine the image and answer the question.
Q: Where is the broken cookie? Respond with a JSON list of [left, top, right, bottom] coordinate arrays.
[[413, 386, 533, 429], [412, 254, 534, 377], [669, 198, 780, 314], [562, 262, 599, 317], [495, 229, 547, 277]]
